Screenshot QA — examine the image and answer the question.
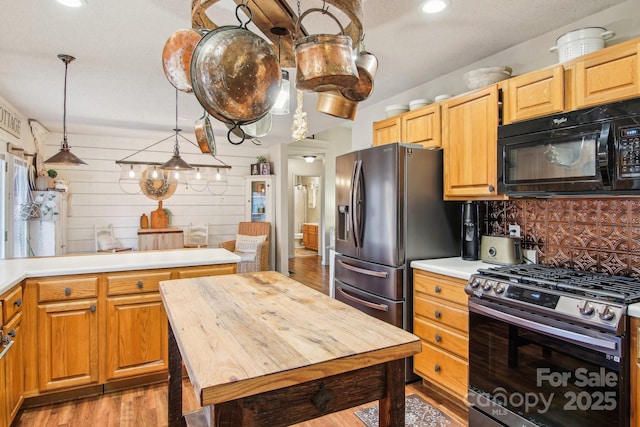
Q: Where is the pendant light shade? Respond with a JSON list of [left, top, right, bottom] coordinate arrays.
[[270, 27, 290, 115], [45, 54, 87, 166]]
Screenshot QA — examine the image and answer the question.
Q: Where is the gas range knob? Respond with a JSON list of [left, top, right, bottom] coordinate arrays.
[[469, 278, 482, 289], [577, 300, 595, 316], [482, 281, 494, 292], [493, 283, 506, 294], [598, 305, 616, 322]]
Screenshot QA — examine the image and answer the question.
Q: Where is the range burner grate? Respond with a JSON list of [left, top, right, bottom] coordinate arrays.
[[478, 264, 640, 304]]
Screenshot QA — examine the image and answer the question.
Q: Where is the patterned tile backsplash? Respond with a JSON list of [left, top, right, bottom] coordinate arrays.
[[482, 199, 640, 278]]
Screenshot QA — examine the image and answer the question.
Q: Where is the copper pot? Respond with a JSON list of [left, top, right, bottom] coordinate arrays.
[[340, 50, 378, 102], [190, 4, 281, 144], [294, 8, 359, 92], [316, 91, 358, 120], [162, 29, 206, 93], [194, 111, 216, 155]]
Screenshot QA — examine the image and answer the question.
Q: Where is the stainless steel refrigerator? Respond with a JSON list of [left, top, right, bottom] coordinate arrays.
[[334, 143, 460, 381]]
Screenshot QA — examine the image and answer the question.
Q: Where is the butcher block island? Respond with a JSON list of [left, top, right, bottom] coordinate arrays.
[[160, 271, 422, 427]]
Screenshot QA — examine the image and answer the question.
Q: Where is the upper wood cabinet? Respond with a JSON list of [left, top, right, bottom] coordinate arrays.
[[373, 105, 442, 148], [573, 38, 640, 109], [503, 65, 565, 124], [372, 116, 401, 146], [442, 85, 501, 199]]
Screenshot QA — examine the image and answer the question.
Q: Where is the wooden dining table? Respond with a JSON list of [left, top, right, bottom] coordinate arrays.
[[160, 271, 421, 427]]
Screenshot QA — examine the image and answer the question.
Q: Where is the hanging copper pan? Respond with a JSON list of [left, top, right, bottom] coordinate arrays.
[[162, 29, 206, 93], [190, 4, 281, 144], [194, 111, 216, 155], [340, 49, 378, 101]]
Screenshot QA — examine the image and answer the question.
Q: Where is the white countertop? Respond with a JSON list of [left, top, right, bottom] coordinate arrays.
[[411, 257, 490, 280], [411, 257, 640, 318], [0, 248, 241, 295]]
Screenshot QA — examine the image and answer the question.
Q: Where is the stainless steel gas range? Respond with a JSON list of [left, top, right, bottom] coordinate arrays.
[[465, 264, 640, 427]]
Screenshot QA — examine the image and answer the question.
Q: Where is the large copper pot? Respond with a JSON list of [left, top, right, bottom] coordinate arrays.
[[294, 8, 359, 92], [316, 91, 358, 120], [190, 4, 281, 144]]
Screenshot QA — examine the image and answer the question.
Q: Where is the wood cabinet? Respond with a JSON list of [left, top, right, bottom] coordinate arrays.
[[173, 264, 237, 279], [413, 269, 468, 407], [373, 105, 441, 148], [632, 316, 639, 427], [573, 38, 640, 109], [302, 224, 318, 251], [104, 270, 171, 380], [36, 276, 100, 392], [372, 116, 401, 146], [504, 65, 565, 124], [0, 285, 23, 427], [442, 85, 501, 199], [137, 228, 184, 251]]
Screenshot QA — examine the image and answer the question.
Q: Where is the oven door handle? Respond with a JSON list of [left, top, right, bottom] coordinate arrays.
[[336, 286, 389, 312], [470, 301, 618, 352]]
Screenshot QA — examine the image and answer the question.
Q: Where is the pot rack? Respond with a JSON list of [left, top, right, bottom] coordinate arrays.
[[190, 0, 363, 68]]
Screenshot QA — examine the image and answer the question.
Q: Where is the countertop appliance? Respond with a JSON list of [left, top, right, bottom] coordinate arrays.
[[480, 235, 521, 264], [465, 264, 640, 426], [461, 201, 480, 260], [498, 96, 640, 196], [335, 143, 460, 381]]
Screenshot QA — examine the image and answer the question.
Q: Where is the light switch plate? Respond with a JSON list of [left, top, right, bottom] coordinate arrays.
[[508, 224, 521, 237], [523, 249, 537, 264]]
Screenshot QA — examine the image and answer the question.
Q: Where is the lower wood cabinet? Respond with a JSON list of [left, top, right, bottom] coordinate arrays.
[[38, 298, 99, 391], [302, 224, 318, 251], [22, 262, 237, 405], [413, 269, 469, 406], [3, 313, 23, 425]]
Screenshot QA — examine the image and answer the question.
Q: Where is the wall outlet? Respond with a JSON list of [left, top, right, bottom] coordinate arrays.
[[523, 249, 537, 264], [508, 224, 521, 237]]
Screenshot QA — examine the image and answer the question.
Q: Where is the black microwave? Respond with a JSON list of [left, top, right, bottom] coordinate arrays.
[[498, 97, 640, 196]]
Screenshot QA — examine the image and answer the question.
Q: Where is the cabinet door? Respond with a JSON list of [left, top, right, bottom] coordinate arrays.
[[106, 293, 167, 380], [504, 65, 565, 124], [173, 264, 237, 279], [443, 86, 500, 199], [0, 342, 6, 427], [38, 299, 98, 391], [574, 39, 640, 108], [3, 313, 22, 425], [245, 176, 273, 224], [372, 116, 402, 146], [401, 104, 441, 148]]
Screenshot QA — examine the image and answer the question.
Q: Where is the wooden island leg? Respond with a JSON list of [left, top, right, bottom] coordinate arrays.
[[378, 359, 405, 427], [168, 323, 186, 427]]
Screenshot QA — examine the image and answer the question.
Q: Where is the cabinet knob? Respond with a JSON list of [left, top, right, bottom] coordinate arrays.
[[90, 305, 96, 313], [64, 287, 71, 296], [435, 310, 441, 319], [488, 184, 495, 192], [14, 298, 22, 307], [434, 285, 441, 293], [8, 329, 16, 338], [434, 364, 441, 372], [137, 281, 144, 289], [435, 334, 441, 342]]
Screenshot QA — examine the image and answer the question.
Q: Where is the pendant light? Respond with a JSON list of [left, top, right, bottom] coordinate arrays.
[[44, 54, 87, 166], [270, 27, 290, 115], [160, 89, 193, 172]]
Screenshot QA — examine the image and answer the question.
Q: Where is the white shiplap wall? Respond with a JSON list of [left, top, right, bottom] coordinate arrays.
[[42, 129, 270, 254]]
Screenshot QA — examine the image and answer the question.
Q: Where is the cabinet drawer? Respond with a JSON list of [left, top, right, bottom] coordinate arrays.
[[414, 317, 468, 359], [38, 277, 99, 302], [414, 342, 468, 400], [173, 264, 237, 279], [2, 285, 23, 323], [106, 270, 172, 296], [415, 296, 468, 333], [414, 270, 468, 307]]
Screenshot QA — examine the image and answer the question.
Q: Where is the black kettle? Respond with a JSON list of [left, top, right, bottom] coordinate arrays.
[[461, 201, 480, 260]]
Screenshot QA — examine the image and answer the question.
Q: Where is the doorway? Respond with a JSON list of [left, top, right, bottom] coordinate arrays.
[[293, 175, 320, 257]]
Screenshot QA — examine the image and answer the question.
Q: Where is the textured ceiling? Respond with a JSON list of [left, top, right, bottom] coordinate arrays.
[[0, 0, 628, 147]]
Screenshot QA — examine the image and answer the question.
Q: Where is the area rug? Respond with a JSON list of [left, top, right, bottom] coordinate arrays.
[[354, 394, 455, 427]]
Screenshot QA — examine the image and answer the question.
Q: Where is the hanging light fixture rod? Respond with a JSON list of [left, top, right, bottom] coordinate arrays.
[[44, 53, 87, 166], [115, 160, 231, 169]]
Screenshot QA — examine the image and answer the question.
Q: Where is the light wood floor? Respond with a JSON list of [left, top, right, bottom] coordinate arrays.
[[15, 257, 467, 426]]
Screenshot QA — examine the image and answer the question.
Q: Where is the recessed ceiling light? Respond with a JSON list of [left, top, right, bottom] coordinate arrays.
[[421, 0, 450, 14], [56, 0, 87, 8]]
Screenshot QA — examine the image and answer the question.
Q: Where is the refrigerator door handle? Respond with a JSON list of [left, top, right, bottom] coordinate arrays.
[[336, 286, 389, 312], [337, 259, 389, 278], [351, 160, 363, 248]]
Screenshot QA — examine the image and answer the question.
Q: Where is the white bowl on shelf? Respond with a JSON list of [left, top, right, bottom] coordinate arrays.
[[385, 104, 409, 118], [463, 66, 512, 90], [434, 94, 452, 102], [409, 99, 432, 110]]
